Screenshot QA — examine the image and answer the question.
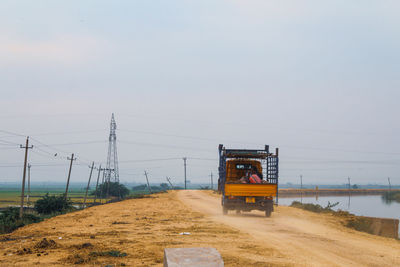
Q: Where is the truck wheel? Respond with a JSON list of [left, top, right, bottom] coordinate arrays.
[[223, 206, 228, 215], [265, 209, 272, 217]]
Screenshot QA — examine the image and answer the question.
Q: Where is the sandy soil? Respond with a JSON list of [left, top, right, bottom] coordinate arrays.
[[179, 190, 400, 267], [0, 191, 290, 266], [0, 190, 399, 266]]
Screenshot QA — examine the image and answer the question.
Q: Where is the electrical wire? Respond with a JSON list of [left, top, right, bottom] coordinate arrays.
[[0, 129, 26, 137], [119, 158, 181, 163], [118, 140, 215, 152], [0, 139, 20, 145], [34, 140, 107, 147], [187, 157, 217, 161], [29, 129, 107, 137]]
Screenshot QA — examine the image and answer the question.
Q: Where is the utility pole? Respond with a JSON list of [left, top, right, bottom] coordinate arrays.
[[144, 171, 152, 193], [27, 163, 31, 207], [300, 175, 303, 190], [183, 157, 187, 190], [94, 165, 103, 204], [209, 172, 213, 190], [388, 177, 392, 190], [166, 177, 173, 189], [20, 137, 33, 218], [348, 177, 351, 190], [83, 162, 95, 208], [104, 168, 113, 199], [101, 166, 106, 184], [65, 153, 76, 200]]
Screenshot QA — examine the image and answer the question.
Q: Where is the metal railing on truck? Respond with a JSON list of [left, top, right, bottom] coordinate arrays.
[[218, 144, 279, 191]]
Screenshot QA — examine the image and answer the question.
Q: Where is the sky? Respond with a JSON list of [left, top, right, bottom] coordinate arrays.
[[0, 1, 399, 186]]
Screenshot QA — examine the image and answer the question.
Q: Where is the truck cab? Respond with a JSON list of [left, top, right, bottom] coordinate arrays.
[[218, 144, 279, 217]]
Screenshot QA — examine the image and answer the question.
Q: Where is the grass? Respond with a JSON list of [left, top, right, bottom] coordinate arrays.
[[89, 250, 127, 257], [0, 189, 110, 208], [345, 217, 374, 234], [290, 201, 341, 214]]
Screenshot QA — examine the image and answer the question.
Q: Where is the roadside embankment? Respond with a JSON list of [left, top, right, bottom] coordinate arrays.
[[0, 191, 293, 266], [349, 216, 399, 238], [290, 201, 399, 239], [279, 188, 394, 197]]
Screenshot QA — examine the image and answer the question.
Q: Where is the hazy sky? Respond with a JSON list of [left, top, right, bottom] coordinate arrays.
[[1, 1, 399, 186]]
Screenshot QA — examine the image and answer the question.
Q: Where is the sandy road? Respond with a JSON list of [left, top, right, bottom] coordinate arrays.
[[178, 190, 400, 267]]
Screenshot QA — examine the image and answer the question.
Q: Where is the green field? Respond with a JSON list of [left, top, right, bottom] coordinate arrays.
[[0, 187, 163, 208], [0, 189, 110, 208]]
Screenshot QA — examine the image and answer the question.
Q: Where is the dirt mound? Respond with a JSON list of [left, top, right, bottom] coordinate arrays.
[[34, 238, 57, 249], [71, 242, 94, 249]]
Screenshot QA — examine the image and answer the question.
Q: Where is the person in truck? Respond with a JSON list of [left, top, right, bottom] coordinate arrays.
[[249, 167, 262, 184]]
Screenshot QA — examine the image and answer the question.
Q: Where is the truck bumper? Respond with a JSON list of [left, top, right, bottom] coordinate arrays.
[[223, 197, 274, 212]]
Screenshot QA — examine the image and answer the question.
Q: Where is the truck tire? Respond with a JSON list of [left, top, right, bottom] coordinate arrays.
[[265, 209, 272, 217]]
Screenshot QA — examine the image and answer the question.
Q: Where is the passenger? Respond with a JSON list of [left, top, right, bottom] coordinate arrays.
[[239, 176, 248, 183], [249, 168, 262, 184], [252, 166, 263, 180]]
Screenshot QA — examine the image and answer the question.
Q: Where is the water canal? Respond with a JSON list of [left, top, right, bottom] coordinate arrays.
[[279, 194, 400, 234]]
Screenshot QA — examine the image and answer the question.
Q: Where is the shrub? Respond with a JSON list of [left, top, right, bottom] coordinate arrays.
[[346, 217, 374, 234], [132, 184, 148, 191], [92, 182, 130, 199], [0, 207, 41, 234], [132, 183, 170, 193], [290, 201, 339, 213], [34, 193, 73, 214], [90, 250, 127, 257], [159, 183, 169, 190]]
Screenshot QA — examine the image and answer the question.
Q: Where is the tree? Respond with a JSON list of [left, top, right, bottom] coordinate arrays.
[[92, 182, 130, 199], [132, 184, 148, 191], [34, 193, 73, 214], [159, 183, 169, 190]]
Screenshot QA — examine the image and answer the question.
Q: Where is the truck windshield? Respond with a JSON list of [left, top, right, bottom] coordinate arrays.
[[235, 164, 252, 170]]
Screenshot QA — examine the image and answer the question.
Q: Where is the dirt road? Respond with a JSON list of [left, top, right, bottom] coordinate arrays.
[[178, 190, 400, 267]]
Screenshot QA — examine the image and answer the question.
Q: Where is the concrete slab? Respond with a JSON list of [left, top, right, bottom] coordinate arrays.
[[164, 247, 224, 267]]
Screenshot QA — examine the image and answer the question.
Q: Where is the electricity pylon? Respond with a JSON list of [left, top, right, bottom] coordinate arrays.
[[104, 113, 119, 183]]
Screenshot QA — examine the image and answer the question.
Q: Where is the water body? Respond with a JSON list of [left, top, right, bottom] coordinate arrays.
[[278, 195, 400, 234]]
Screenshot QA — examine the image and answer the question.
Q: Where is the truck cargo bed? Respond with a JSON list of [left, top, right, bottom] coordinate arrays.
[[225, 184, 277, 197]]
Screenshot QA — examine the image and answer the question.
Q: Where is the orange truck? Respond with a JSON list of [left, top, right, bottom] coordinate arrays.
[[218, 144, 279, 217]]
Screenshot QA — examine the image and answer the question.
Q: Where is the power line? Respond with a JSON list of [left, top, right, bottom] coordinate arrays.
[[118, 140, 214, 152], [187, 157, 216, 161], [35, 140, 107, 147], [29, 136, 72, 155], [119, 128, 400, 156], [0, 139, 20, 145], [29, 136, 98, 165], [0, 146, 20, 150], [29, 129, 107, 137], [119, 129, 221, 143], [0, 129, 26, 137], [119, 158, 181, 163]]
